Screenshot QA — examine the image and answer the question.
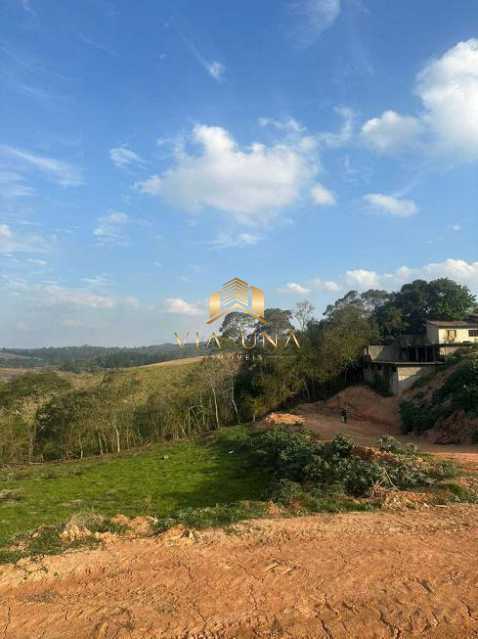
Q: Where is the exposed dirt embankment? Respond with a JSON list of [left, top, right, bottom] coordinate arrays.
[[1, 506, 478, 638], [325, 385, 401, 427], [293, 386, 401, 449]]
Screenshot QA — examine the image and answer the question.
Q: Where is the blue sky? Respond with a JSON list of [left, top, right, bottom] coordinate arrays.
[[1, 0, 478, 346]]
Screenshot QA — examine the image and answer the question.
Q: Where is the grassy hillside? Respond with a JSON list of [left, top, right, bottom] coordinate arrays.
[[0, 426, 266, 557], [1, 343, 203, 370], [400, 347, 478, 443], [0, 357, 236, 464]]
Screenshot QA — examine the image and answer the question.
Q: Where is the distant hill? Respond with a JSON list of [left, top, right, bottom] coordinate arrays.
[[0, 343, 205, 371], [0, 356, 219, 464]]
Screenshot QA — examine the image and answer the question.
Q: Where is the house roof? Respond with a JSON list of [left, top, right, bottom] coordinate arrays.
[[427, 320, 478, 329]]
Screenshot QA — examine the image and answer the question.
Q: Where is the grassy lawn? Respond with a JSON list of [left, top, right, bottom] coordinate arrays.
[[0, 426, 266, 550]]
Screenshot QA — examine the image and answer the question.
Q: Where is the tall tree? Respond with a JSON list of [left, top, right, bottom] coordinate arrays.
[[380, 278, 476, 334], [256, 308, 294, 336], [219, 312, 256, 341], [294, 300, 315, 332]]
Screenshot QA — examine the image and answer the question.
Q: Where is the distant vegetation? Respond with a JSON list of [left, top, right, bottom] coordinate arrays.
[[0, 343, 202, 371], [0, 277, 476, 465], [0, 359, 240, 464]]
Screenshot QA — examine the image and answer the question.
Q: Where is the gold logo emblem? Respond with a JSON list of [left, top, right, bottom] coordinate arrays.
[[207, 277, 266, 324]]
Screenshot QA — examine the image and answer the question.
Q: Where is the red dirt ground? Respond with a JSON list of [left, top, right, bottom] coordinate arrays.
[[1, 507, 478, 638], [2, 387, 478, 638]]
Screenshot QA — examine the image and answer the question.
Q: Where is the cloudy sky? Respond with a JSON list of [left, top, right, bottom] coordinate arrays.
[[1, 0, 478, 346]]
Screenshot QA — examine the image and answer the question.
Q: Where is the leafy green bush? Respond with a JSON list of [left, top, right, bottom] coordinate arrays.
[[247, 429, 446, 500], [377, 435, 403, 453], [247, 428, 318, 482], [399, 400, 441, 434]]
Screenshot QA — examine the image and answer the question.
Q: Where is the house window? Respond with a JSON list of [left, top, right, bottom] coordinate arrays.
[[446, 329, 457, 342], [469, 329, 478, 337]]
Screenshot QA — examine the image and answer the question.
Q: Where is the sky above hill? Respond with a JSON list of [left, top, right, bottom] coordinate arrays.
[[1, 0, 478, 346]]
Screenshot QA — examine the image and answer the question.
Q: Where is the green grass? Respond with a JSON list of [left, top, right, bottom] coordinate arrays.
[[0, 425, 266, 551]]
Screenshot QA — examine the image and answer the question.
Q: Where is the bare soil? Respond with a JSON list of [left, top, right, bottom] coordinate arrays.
[[1, 506, 478, 638], [2, 387, 478, 638], [295, 386, 478, 471]]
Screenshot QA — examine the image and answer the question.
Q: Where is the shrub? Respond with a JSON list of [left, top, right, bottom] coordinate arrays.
[[377, 435, 403, 454], [247, 428, 318, 482], [247, 429, 446, 500], [399, 400, 440, 434]]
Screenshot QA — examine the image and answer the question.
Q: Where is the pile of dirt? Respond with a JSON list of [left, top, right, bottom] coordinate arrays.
[[60, 513, 158, 544], [261, 412, 306, 427], [325, 385, 400, 428], [426, 410, 478, 445]]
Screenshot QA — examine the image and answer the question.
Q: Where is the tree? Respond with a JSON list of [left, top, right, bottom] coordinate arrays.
[[324, 291, 363, 320], [219, 312, 256, 341], [294, 300, 315, 332], [255, 308, 294, 337], [378, 278, 476, 335], [319, 304, 378, 382]]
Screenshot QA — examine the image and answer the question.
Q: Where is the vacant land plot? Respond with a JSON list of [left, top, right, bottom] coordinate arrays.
[[0, 427, 265, 554], [1, 505, 478, 638]]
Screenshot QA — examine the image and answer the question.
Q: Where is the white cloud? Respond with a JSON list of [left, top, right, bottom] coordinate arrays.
[[361, 110, 422, 153], [81, 274, 112, 288], [345, 269, 381, 290], [164, 297, 203, 316], [310, 182, 336, 206], [137, 175, 161, 195], [0, 145, 82, 186], [0, 224, 13, 241], [94, 211, 129, 245], [362, 39, 478, 160], [259, 117, 305, 134], [110, 147, 143, 168], [379, 259, 478, 292], [310, 278, 341, 292], [340, 258, 478, 293], [42, 285, 116, 309], [1, 276, 139, 310], [451, 224, 462, 232], [0, 223, 48, 254], [417, 39, 478, 158], [206, 61, 225, 80], [27, 258, 47, 266], [279, 282, 311, 295], [182, 37, 225, 82], [136, 124, 317, 225], [363, 193, 418, 218], [0, 170, 35, 198], [209, 232, 261, 249], [290, 0, 341, 45], [278, 277, 341, 296], [318, 106, 355, 148], [421, 259, 478, 288]]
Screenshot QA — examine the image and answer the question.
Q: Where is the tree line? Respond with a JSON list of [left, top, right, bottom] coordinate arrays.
[[0, 277, 475, 464]]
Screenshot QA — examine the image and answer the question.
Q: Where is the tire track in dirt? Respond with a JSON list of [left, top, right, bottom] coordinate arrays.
[[1, 506, 478, 638]]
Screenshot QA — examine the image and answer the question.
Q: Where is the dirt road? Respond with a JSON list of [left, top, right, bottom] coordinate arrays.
[[295, 389, 478, 471], [1, 505, 478, 639]]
